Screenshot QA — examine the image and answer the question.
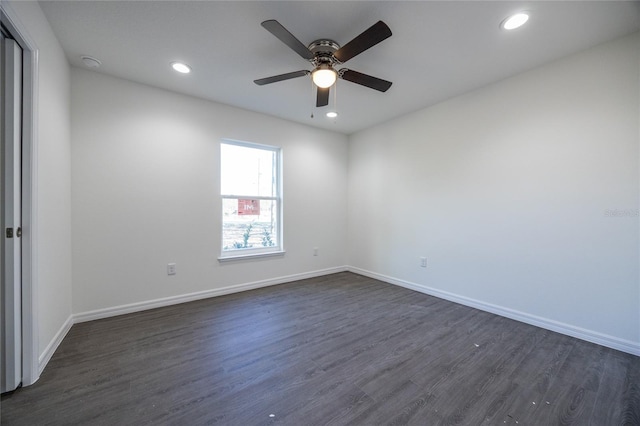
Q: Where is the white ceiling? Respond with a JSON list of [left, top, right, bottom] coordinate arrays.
[[40, 1, 640, 135]]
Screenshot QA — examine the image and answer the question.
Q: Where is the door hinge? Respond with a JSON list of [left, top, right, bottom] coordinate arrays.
[[16, 227, 22, 238], [6, 227, 13, 238]]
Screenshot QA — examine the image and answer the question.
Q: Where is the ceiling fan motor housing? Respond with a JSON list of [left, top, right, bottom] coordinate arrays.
[[308, 39, 341, 67]]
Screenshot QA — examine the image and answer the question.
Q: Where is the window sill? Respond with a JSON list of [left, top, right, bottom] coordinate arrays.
[[218, 250, 286, 263]]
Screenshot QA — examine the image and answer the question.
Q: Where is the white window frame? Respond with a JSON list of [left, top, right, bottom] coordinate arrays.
[[218, 139, 284, 261]]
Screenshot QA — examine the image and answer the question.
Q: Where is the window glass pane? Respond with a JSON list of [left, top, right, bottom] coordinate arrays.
[[222, 198, 278, 251], [221, 143, 276, 197]]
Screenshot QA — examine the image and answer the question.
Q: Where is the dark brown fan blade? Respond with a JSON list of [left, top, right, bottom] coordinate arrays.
[[261, 20, 314, 60], [254, 70, 309, 85], [334, 21, 392, 63], [316, 87, 330, 107], [339, 69, 392, 92]]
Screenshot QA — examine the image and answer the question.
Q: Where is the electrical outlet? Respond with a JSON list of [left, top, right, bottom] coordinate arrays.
[[420, 257, 427, 268], [313, 247, 319, 256], [167, 263, 177, 275]]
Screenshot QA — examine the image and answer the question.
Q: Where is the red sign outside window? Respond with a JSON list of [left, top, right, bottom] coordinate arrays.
[[238, 199, 260, 215]]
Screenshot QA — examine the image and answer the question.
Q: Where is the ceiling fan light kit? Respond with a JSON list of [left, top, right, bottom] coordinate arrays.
[[312, 65, 337, 88], [254, 19, 393, 108]]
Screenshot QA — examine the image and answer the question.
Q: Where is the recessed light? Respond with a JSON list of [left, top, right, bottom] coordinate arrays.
[[171, 62, 191, 74], [501, 12, 529, 30], [80, 55, 101, 68], [326, 111, 338, 118]]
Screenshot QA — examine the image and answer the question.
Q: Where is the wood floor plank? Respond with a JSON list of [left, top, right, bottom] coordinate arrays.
[[424, 322, 542, 425], [344, 379, 428, 425], [589, 350, 640, 426], [2, 272, 637, 425]]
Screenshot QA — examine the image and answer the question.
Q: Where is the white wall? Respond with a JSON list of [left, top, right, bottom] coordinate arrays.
[[71, 68, 348, 314], [5, 1, 73, 367], [348, 32, 640, 352]]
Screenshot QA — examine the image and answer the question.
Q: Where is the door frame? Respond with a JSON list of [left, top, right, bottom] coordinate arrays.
[[1, 2, 39, 386]]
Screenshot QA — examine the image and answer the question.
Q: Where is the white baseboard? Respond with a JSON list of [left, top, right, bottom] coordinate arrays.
[[38, 314, 73, 375], [348, 266, 640, 357], [73, 266, 348, 323]]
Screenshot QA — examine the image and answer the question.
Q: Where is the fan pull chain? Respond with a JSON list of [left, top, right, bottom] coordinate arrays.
[[310, 78, 315, 119], [333, 80, 337, 114]]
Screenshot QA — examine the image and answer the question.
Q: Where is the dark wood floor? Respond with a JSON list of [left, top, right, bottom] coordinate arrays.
[[2, 272, 639, 425]]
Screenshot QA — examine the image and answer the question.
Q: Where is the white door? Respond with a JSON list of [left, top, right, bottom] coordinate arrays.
[[1, 32, 23, 394]]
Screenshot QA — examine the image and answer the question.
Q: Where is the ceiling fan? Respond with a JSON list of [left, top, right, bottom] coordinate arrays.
[[254, 20, 393, 107]]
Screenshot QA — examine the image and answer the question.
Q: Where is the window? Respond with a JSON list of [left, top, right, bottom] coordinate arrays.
[[219, 140, 282, 259]]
